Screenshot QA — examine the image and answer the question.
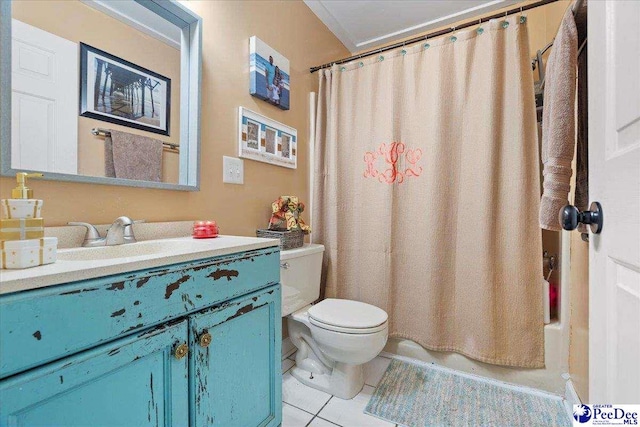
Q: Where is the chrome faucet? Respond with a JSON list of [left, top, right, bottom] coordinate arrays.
[[69, 216, 139, 247]]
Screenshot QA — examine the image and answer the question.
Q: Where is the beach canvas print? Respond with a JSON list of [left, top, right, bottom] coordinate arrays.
[[250, 36, 290, 110]]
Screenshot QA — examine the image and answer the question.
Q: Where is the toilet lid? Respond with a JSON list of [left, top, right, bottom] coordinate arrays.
[[308, 299, 388, 330]]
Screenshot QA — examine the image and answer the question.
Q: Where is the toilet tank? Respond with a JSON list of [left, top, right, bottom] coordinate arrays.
[[280, 244, 324, 316]]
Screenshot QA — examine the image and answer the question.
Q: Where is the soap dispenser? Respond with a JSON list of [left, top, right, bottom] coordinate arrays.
[[0, 172, 57, 269], [1, 172, 44, 219]]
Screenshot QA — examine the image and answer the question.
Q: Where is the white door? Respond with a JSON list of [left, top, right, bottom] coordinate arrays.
[[589, 1, 640, 404], [11, 19, 78, 174]]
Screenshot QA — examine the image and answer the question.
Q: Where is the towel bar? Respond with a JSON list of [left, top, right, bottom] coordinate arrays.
[[91, 127, 179, 153]]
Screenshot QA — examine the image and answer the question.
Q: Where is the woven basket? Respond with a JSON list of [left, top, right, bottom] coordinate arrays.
[[256, 228, 304, 250]]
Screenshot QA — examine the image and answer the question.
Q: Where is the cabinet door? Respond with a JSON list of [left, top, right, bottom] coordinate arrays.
[[190, 285, 282, 427], [0, 320, 189, 427]]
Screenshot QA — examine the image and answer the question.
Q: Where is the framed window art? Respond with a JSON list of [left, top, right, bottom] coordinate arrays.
[[238, 107, 297, 169]]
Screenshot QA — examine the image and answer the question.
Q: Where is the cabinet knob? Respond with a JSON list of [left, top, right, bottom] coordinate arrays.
[[199, 331, 212, 348], [174, 342, 189, 360]]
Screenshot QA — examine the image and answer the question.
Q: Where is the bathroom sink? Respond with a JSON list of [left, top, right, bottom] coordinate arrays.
[[57, 240, 196, 261]]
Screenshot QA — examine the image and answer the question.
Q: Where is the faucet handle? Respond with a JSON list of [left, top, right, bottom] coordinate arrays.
[[105, 216, 133, 246], [123, 220, 143, 243], [68, 222, 101, 240], [111, 216, 133, 227]]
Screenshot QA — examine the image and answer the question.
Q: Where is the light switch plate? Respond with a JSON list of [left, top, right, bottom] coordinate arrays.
[[223, 156, 244, 184]]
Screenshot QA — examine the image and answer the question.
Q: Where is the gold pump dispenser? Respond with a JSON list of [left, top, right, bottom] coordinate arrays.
[[1, 172, 57, 269], [11, 173, 43, 199]]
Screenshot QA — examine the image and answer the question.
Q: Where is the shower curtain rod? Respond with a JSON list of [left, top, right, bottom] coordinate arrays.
[[310, 0, 568, 73]]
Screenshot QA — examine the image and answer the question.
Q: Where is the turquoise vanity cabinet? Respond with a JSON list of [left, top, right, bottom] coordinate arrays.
[[0, 246, 282, 427], [191, 288, 280, 426], [0, 320, 190, 426]]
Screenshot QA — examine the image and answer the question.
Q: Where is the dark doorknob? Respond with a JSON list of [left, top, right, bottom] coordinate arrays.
[[560, 201, 603, 234]]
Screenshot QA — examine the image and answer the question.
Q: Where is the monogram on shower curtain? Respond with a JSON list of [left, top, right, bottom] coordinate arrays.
[[313, 16, 544, 368]]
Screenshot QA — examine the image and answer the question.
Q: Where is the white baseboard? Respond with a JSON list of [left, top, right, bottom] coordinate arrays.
[[563, 378, 581, 419], [565, 378, 581, 404], [282, 337, 295, 360]]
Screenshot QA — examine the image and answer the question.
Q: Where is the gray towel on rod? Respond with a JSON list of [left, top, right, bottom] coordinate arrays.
[[104, 135, 116, 178], [104, 129, 163, 182]]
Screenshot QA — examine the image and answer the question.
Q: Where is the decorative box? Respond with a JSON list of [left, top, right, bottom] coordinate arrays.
[[0, 237, 57, 269], [192, 221, 219, 239], [1, 199, 43, 219], [0, 218, 45, 241]]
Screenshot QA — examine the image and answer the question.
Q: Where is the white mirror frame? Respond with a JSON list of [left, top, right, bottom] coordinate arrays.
[[0, 0, 202, 191]]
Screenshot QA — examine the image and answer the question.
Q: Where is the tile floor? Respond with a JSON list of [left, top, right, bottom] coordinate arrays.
[[281, 351, 398, 427]]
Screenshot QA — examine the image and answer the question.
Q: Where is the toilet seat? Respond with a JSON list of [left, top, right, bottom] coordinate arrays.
[[308, 299, 388, 334], [309, 317, 387, 334]]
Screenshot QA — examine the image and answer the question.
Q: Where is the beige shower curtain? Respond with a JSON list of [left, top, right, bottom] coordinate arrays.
[[313, 15, 544, 368]]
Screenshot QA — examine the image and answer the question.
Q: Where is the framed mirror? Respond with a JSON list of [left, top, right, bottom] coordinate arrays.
[[0, 0, 202, 190]]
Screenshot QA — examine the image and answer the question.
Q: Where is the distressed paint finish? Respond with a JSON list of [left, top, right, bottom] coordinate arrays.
[[0, 247, 279, 379], [0, 246, 281, 426], [190, 285, 282, 427], [0, 320, 189, 426]]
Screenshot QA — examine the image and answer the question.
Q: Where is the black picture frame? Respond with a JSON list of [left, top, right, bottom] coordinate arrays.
[[79, 43, 171, 136]]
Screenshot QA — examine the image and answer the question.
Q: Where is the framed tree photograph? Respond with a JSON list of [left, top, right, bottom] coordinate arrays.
[[281, 132, 292, 159], [238, 107, 297, 169], [246, 119, 260, 150], [264, 126, 277, 155], [79, 43, 171, 136]]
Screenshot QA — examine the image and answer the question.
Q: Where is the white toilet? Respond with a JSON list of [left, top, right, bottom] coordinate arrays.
[[281, 244, 388, 399]]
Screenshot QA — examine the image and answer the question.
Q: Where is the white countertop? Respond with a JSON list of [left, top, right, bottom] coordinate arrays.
[[0, 236, 279, 295]]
